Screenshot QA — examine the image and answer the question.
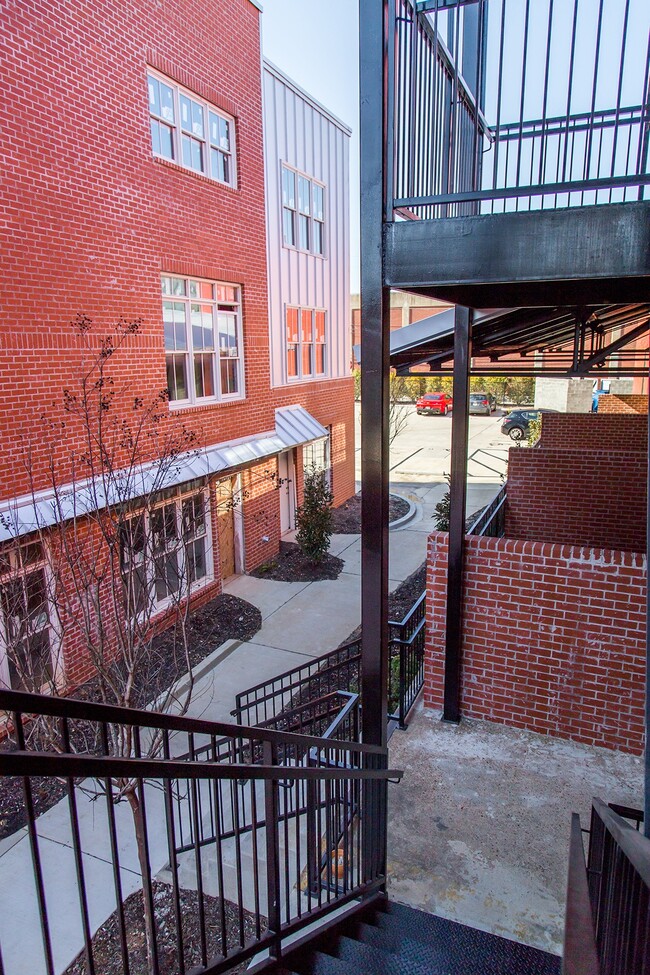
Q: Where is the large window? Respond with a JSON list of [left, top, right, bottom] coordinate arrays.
[[281, 165, 325, 255], [286, 307, 326, 381], [147, 70, 236, 187], [162, 276, 243, 405], [303, 433, 331, 488], [120, 486, 211, 616], [0, 541, 55, 692]]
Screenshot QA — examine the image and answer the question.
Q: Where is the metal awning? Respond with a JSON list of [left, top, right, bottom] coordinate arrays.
[[388, 303, 650, 377], [0, 405, 327, 542]]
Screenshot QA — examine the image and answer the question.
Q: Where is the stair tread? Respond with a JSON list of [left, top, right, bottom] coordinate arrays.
[[372, 901, 560, 974], [332, 933, 438, 975]]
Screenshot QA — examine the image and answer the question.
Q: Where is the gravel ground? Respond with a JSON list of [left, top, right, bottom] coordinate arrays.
[[64, 881, 263, 975]]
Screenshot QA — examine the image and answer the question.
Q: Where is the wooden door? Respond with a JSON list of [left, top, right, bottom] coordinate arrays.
[[215, 477, 236, 579]]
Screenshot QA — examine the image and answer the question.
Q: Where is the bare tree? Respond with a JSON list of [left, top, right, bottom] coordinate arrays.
[[0, 315, 207, 971]]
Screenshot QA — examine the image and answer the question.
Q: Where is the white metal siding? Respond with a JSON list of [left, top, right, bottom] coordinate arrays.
[[263, 61, 351, 388]]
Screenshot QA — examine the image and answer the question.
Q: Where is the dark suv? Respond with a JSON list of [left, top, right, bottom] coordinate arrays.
[[501, 408, 557, 441], [469, 392, 496, 415]]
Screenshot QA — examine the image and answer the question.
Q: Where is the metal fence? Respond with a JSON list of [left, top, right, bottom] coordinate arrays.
[[388, 591, 426, 729], [391, 0, 650, 217], [467, 484, 507, 538], [0, 688, 397, 975]]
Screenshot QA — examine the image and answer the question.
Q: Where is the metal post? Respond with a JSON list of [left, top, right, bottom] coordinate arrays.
[[645, 389, 650, 838], [360, 0, 390, 751], [443, 305, 472, 723]]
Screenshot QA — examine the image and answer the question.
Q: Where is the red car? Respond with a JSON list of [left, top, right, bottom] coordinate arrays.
[[415, 392, 453, 416]]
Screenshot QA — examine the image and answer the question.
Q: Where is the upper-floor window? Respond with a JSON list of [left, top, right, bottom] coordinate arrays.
[[281, 165, 325, 255], [162, 276, 244, 406], [147, 70, 236, 187], [286, 307, 326, 381], [0, 540, 56, 692]]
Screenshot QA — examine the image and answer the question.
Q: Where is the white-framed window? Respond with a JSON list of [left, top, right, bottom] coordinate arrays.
[[303, 433, 331, 489], [281, 165, 325, 255], [162, 275, 244, 406], [120, 484, 212, 617], [147, 70, 236, 187], [286, 306, 327, 381], [0, 540, 57, 692]]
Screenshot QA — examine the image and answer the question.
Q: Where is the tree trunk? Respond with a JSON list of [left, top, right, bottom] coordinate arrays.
[[126, 787, 158, 975]]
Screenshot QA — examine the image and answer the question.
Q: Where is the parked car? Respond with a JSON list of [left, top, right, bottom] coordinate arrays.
[[469, 391, 496, 415], [500, 408, 557, 441], [415, 392, 453, 415]]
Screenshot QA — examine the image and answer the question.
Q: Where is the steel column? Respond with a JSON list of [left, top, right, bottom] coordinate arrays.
[[443, 306, 472, 723], [360, 0, 390, 751], [645, 389, 650, 839]]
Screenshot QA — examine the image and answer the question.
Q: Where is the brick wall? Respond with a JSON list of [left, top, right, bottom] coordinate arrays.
[[539, 413, 648, 453], [505, 447, 647, 551], [424, 531, 646, 754], [598, 394, 649, 415], [1, 0, 274, 497]]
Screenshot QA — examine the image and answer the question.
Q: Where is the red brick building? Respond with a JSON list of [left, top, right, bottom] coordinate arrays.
[[0, 0, 354, 693]]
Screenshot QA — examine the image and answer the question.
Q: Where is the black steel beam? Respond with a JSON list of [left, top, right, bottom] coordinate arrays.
[[574, 318, 650, 372], [646, 389, 650, 840], [384, 202, 650, 305], [360, 0, 389, 752], [443, 306, 472, 723]]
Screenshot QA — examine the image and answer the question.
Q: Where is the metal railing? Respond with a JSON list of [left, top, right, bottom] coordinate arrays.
[[586, 797, 650, 974], [233, 640, 361, 730], [233, 587, 428, 737], [562, 797, 650, 975], [388, 592, 426, 729], [0, 688, 398, 975], [467, 484, 507, 538], [391, 0, 650, 217]]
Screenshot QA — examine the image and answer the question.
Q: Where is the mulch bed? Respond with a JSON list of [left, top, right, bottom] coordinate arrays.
[[0, 593, 262, 843], [250, 543, 343, 582], [331, 492, 410, 534], [342, 561, 426, 645], [64, 881, 263, 975]]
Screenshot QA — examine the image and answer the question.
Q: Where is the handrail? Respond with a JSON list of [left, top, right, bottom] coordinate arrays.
[[388, 589, 426, 630], [0, 750, 400, 782], [234, 639, 361, 712], [562, 813, 600, 975], [0, 686, 383, 756], [591, 797, 650, 887]]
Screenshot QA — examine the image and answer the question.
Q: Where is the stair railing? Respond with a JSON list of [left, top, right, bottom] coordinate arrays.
[[0, 688, 400, 975], [388, 592, 426, 729]]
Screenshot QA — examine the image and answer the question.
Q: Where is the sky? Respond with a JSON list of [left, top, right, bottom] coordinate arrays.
[[260, 0, 362, 293]]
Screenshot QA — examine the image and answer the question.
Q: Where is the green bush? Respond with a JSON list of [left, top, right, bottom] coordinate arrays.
[[433, 474, 451, 531], [353, 368, 361, 400], [296, 466, 334, 562]]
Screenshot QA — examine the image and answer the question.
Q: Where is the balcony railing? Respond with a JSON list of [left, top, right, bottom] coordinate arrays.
[[391, 0, 650, 218], [467, 484, 506, 538], [0, 688, 398, 975]]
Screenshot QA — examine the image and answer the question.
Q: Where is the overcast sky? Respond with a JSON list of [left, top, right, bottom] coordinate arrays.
[[260, 0, 362, 293]]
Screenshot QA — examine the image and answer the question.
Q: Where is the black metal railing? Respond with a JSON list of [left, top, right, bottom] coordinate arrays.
[[0, 688, 398, 975], [467, 484, 506, 538], [233, 588, 428, 738], [388, 591, 426, 729], [232, 640, 361, 730], [586, 797, 650, 974], [562, 797, 650, 975], [391, 0, 650, 217]]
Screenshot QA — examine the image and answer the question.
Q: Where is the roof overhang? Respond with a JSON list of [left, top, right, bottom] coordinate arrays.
[[387, 303, 650, 377], [0, 405, 327, 542]]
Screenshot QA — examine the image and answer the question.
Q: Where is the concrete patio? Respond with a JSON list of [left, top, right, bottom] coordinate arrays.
[[386, 701, 644, 957]]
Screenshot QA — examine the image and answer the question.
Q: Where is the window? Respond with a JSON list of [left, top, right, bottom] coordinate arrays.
[[147, 71, 235, 187], [162, 276, 243, 405], [303, 433, 331, 488], [0, 541, 55, 692], [285, 307, 327, 381], [281, 165, 325, 255], [120, 486, 211, 615]]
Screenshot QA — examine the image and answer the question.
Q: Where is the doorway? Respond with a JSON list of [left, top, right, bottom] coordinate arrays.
[[278, 450, 296, 535], [215, 476, 237, 579]]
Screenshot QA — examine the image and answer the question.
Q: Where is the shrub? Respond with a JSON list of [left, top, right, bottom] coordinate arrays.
[[296, 466, 334, 562], [433, 474, 451, 531]]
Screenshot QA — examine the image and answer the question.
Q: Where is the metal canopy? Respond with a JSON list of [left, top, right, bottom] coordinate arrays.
[[389, 302, 650, 377]]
